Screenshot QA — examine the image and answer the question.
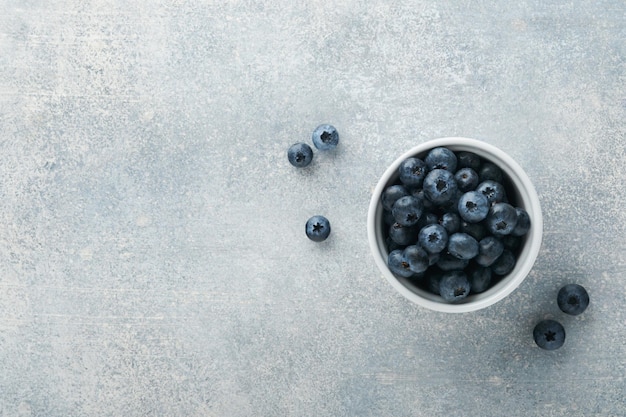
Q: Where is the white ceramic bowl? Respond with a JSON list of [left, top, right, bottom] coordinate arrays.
[[367, 137, 543, 313]]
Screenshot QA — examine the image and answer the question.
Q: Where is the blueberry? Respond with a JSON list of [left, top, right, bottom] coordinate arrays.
[[501, 234, 521, 251], [459, 221, 487, 241], [387, 249, 414, 278], [436, 252, 469, 271], [403, 245, 429, 274], [491, 249, 516, 275], [557, 284, 590, 315], [388, 222, 418, 246], [311, 124, 339, 150], [427, 269, 444, 295], [456, 151, 481, 171], [423, 169, 459, 205], [383, 210, 396, 226], [418, 223, 449, 254], [512, 207, 531, 237], [476, 180, 507, 205], [447, 233, 479, 260], [411, 188, 435, 211], [392, 196, 424, 227], [416, 211, 439, 230], [385, 237, 402, 253], [425, 147, 458, 172], [479, 162, 503, 183], [475, 236, 505, 267], [454, 168, 480, 192], [287, 143, 314, 167], [428, 252, 441, 266], [468, 265, 492, 293], [533, 320, 565, 350], [382, 185, 409, 211], [399, 157, 427, 188], [305, 215, 331, 242], [485, 202, 518, 236], [439, 271, 471, 302], [439, 212, 461, 234], [457, 191, 489, 223]]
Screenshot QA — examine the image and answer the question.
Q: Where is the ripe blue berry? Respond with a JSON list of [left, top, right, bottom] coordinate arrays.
[[439, 212, 461, 234], [305, 215, 331, 242], [399, 157, 427, 188], [287, 143, 313, 167], [392, 195, 424, 227], [425, 147, 458, 172], [436, 252, 469, 271], [388, 249, 414, 278], [404, 245, 430, 273], [382, 185, 409, 211], [468, 265, 492, 293], [460, 221, 487, 241], [533, 320, 565, 350], [423, 169, 458, 205], [457, 151, 481, 171], [447, 232, 479, 260], [454, 168, 480, 192], [439, 270, 471, 302], [312, 124, 339, 150], [491, 249, 516, 275], [475, 236, 504, 267], [486, 202, 518, 236], [512, 207, 531, 237], [476, 180, 507, 205], [479, 162, 503, 183], [418, 223, 448, 254], [557, 284, 590, 315], [388, 222, 418, 246], [457, 191, 489, 223]]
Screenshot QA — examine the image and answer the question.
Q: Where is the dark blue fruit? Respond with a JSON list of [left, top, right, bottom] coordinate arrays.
[[491, 249, 516, 275], [457, 151, 481, 171], [557, 284, 590, 315], [425, 147, 458, 172], [382, 185, 409, 211], [533, 320, 565, 350], [476, 180, 506, 205], [469, 265, 492, 293], [392, 196, 424, 227], [454, 168, 480, 192], [416, 212, 439, 230], [411, 188, 435, 211], [312, 124, 339, 150], [439, 212, 461, 234], [447, 233, 479, 260], [457, 191, 489, 223], [460, 221, 487, 241], [404, 245, 429, 273], [479, 162, 503, 183], [387, 249, 414, 278], [501, 234, 521, 251], [399, 157, 427, 188], [427, 269, 444, 295], [418, 223, 449, 254], [305, 215, 331, 242], [439, 271, 471, 302], [475, 236, 504, 267], [423, 169, 458, 204], [287, 143, 313, 167], [436, 252, 469, 271], [512, 207, 531, 237], [388, 222, 418, 246], [485, 203, 518, 236]]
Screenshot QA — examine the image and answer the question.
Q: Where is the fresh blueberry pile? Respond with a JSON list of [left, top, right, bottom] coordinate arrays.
[[382, 146, 531, 302]]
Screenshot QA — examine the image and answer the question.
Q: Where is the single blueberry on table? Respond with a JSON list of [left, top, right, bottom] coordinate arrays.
[[287, 142, 313, 168], [454, 168, 480, 192], [485, 202, 519, 236], [399, 157, 427, 188], [392, 195, 424, 227], [305, 215, 331, 242], [533, 320, 566, 350], [382, 184, 409, 211], [423, 169, 459, 205], [387, 249, 414, 278], [476, 180, 506, 205], [439, 270, 471, 302], [439, 212, 461, 234], [475, 236, 504, 267], [512, 207, 531, 237], [491, 249, 516, 275], [311, 124, 339, 150], [457, 190, 490, 223], [479, 162, 503, 183], [468, 265, 492, 293], [425, 147, 458, 172], [456, 151, 481, 171], [418, 223, 449, 254], [447, 232, 479, 260], [436, 252, 469, 271], [557, 284, 590, 315], [403, 245, 430, 273], [388, 222, 419, 246]]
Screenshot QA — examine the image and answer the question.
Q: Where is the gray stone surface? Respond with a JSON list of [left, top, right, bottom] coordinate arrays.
[[0, 1, 624, 416]]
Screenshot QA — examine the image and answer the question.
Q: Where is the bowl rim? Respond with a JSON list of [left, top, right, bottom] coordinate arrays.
[[367, 137, 543, 313]]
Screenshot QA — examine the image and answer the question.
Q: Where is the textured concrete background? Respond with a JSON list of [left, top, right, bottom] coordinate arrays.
[[0, 1, 625, 416]]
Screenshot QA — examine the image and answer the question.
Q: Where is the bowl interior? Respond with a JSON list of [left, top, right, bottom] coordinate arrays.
[[368, 137, 543, 313]]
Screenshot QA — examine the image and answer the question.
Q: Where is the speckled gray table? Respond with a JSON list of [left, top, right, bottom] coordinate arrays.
[[1, 1, 625, 416]]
